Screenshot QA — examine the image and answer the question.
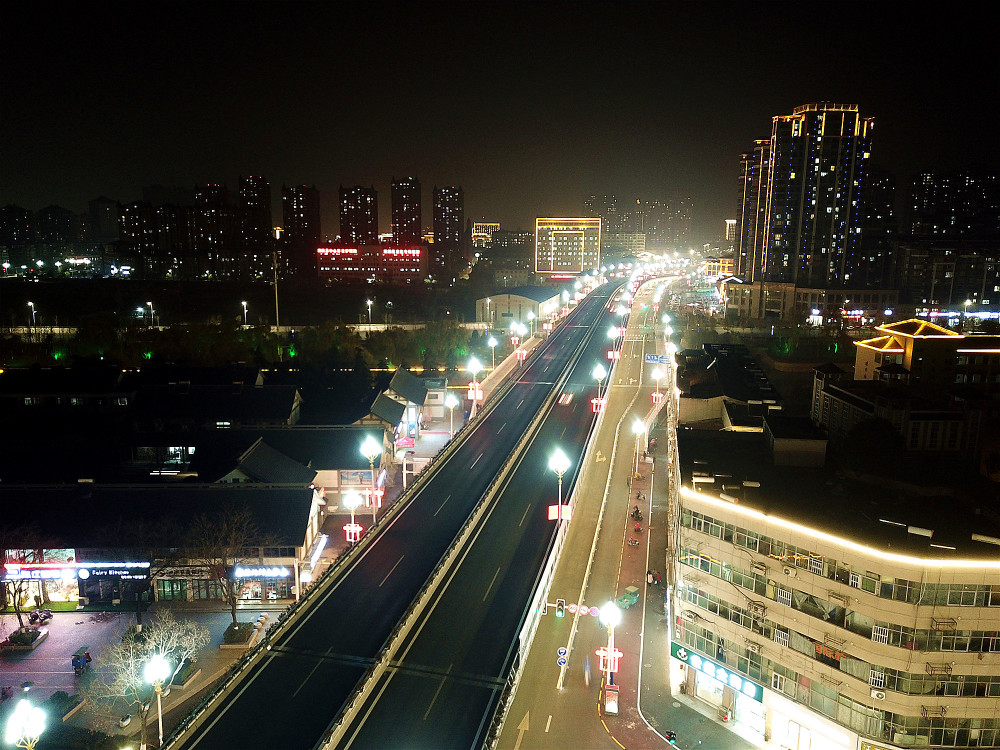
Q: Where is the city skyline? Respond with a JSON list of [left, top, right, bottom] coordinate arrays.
[[3, 3, 996, 243]]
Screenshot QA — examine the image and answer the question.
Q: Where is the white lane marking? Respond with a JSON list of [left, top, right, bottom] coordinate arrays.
[[471, 452, 483, 468], [519, 504, 531, 527], [498, 422, 506, 434], [545, 715, 552, 732], [517, 398, 525, 409], [434, 494, 451, 516], [422, 663, 453, 720], [483, 567, 502, 601], [379, 555, 405, 587], [292, 648, 331, 697]]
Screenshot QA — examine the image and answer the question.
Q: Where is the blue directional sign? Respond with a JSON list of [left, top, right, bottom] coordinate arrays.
[[557, 647, 568, 657], [557, 656, 567, 667], [645, 354, 670, 364]]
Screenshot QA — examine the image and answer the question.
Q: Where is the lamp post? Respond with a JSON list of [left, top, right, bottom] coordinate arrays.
[[599, 601, 622, 687], [360, 436, 382, 522], [144, 654, 170, 748], [445, 392, 459, 437], [485, 297, 491, 327], [526, 310, 535, 337], [242, 300, 248, 325], [27, 301, 36, 327], [5, 684, 44, 750], [343, 491, 362, 544], [468, 356, 483, 418], [147, 301, 154, 328], [366, 299, 373, 326], [632, 419, 646, 476], [651, 367, 662, 396], [487, 336, 498, 370], [593, 363, 607, 402], [549, 448, 571, 505]]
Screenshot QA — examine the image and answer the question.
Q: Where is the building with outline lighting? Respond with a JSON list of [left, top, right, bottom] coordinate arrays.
[[316, 245, 427, 285], [534, 217, 601, 278], [674, 423, 1000, 750]]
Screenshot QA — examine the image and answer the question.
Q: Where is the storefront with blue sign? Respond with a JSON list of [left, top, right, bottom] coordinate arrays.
[[671, 641, 766, 741]]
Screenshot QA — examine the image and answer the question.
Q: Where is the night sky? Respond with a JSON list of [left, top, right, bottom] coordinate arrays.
[[3, 2, 996, 242]]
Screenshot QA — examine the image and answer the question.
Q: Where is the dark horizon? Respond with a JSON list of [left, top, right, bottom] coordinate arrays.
[[3, 2, 996, 243]]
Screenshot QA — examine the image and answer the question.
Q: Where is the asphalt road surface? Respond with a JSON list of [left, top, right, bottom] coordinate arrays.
[[332, 290, 619, 749], [167, 286, 619, 750]]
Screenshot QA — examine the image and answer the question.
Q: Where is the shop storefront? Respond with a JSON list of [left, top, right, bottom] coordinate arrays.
[[766, 691, 857, 750], [671, 642, 766, 742], [233, 565, 294, 601], [2, 559, 151, 606]]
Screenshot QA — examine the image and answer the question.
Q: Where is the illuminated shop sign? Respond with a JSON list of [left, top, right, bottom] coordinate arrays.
[[670, 642, 763, 702], [3, 561, 150, 581], [233, 566, 290, 579]]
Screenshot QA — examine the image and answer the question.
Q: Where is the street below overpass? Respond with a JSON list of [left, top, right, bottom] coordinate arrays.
[[166, 285, 619, 750]]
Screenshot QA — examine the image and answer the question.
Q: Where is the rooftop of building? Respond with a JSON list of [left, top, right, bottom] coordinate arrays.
[[677, 427, 1000, 559], [0, 484, 315, 550]]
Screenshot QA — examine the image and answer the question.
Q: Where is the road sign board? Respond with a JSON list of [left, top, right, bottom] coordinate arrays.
[[645, 354, 670, 364], [557, 657, 567, 667], [557, 647, 567, 656]]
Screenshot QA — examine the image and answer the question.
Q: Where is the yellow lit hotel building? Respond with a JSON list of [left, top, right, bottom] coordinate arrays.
[[534, 218, 601, 278], [674, 424, 1000, 750]]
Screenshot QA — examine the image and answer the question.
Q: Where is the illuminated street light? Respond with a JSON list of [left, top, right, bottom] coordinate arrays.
[[241, 300, 248, 325], [27, 301, 36, 327], [487, 336, 498, 369], [526, 310, 535, 337], [632, 419, 646, 476], [445, 392, 459, 437], [4, 685, 44, 750], [549, 448, 571, 505], [366, 298, 373, 325], [144, 653, 171, 748], [147, 301, 154, 327], [599, 601, 623, 687], [593, 363, 607, 402], [343, 491, 362, 544], [651, 367, 662, 396], [360, 436, 382, 522]]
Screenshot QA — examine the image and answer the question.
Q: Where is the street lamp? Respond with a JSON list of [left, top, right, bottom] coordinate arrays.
[[147, 301, 154, 328], [651, 367, 663, 396], [593, 363, 607, 402], [27, 301, 36, 327], [485, 297, 491, 327], [366, 299, 373, 326], [526, 310, 535, 337], [242, 300, 248, 325], [549, 448, 571, 505], [5, 684, 44, 750], [360, 435, 382, 522], [343, 491, 362, 543], [599, 601, 622, 686], [144, 654, 171, 748], [445, 392, 459, 437], [487, 336, 498, 370], [632, 419, 646, 476]]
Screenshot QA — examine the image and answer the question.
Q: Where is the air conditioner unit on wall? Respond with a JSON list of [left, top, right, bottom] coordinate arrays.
[[782, 566, 796, 577], [871, 689, 886, 700], [751, 562, 767, 575], [748, 601, 766, 616], [746, 642, 761, 654]]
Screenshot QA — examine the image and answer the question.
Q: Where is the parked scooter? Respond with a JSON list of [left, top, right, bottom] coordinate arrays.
[[28, 608, 53, 625]]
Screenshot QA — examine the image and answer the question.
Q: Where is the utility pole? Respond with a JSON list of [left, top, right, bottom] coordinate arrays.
[[273, 228, 283, 361]]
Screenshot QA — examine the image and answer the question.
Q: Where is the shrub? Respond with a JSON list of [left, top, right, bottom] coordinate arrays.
[[8, 628, 41, 646], [222, 622, 254, 644]]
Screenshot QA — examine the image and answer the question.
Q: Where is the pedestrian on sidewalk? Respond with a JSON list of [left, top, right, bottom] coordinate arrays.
[[654, 571, 662, 586], [647, 570, 654, 585]]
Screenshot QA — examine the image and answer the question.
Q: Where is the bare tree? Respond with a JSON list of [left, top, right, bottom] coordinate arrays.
[[184, 507, 268, 626], [85, 609, 210, 749], [0, 525, 43, 630]]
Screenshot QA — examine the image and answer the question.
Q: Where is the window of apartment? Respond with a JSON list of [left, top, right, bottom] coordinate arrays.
[[771, 673, 787, 694], [773, 628, 790, 648], [776, 588, 793, 607], [869, 669, 886, 689], [850, 571, 861, 589], [809, 555, 824, 576], [872, 625, 890, 644]]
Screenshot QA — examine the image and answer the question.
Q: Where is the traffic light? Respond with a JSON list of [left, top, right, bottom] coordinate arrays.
[[665, 731, 677, 744], [555, 598, 566, 618]]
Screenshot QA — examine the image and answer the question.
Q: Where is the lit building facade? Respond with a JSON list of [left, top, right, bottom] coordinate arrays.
[[281, 184, 321, 277], [316, 245, 427, 285], [534, 217, 601, 278], [432, 185, 465, 281], [675, 428, 1000, 750], [472, 222, 501, 248], [339, 185, 379, 246], [391, 177, 422, 245]]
